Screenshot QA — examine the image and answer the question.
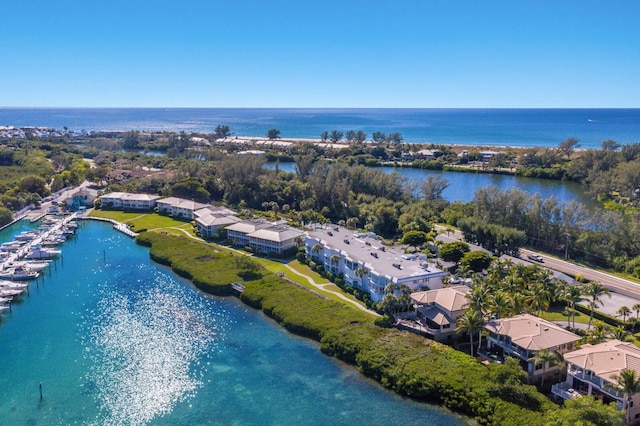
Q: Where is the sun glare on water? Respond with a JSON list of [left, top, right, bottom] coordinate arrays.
[[84, 276, 220, 425]]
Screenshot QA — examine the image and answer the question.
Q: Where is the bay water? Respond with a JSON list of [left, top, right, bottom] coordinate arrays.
[[0, 221, 465, 425]]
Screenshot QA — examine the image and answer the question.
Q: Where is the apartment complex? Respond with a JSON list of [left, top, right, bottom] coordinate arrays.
[[305, 226, 446, 302]]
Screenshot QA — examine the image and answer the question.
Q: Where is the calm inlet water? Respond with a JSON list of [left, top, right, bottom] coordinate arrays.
[[265, 161, 593, 206], [0, 221, 464, 425]]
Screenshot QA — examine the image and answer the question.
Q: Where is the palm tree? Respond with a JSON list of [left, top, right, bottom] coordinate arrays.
[[311, 244, 323, 261], [456, 309, 483, 356], [607, 369, 640, 426], [564, 284, 584, 329], [563, 307, 576, 329], [529, 349, 558, 389], [585, 282, 611, 330], [618, 306, 632, 325], [524, 282, 550, 315], [488, 291, 513, 319], [610, 326, 632, 342], [633, 303, 640, 320]]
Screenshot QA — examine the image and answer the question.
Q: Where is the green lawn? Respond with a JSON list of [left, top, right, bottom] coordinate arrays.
[[89, 210, 195, 235], [540, 306, 590, 325]]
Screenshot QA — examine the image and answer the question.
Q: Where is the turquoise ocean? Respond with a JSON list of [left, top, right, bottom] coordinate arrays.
[[0, 220, 465, 425], [1, 108, 639, 148]]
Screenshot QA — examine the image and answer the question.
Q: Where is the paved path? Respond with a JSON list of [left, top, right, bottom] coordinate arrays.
[[153, 228, 379, 316], [281, 264, 380, 316]]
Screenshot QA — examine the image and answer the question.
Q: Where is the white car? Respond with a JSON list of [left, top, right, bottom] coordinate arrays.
[[528, 254, 544, 263]]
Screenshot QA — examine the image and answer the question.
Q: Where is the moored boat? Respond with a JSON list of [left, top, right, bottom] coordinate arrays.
[[24, 244, 61, 260], [0, 266, 39, 281]]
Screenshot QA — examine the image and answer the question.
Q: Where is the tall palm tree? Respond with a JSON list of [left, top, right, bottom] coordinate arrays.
[[524, 282, 550, 315], [633, 303, 640, 320], [529, 349, 558, 389], [564, 284, 584, 329], [488, 291, 513, 319], [607, 369, 640, 426], [456, 309, 483, 356], [618, 306, 632, 325], [585, 281, 611, 330]]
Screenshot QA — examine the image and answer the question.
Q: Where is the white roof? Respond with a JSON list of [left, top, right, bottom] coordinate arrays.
[[195, 214, 240, 227], [157, 197, 209, 211], [225, 219, 272, 234]]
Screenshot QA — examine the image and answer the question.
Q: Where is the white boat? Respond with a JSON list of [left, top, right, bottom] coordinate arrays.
[[0, 266, 39, 281], [1, 241, 25, 252], [0, 288, 25, 297], [24, 244, 61, 260], [0, 296, 12, 304], [0, 305, 10, 313], [14, 231, 40, 241], [5, 260, 50, 272], [0, 280, 29, 290]]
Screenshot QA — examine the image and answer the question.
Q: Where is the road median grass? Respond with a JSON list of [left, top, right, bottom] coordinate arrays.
[[133, 230, 565, 425]]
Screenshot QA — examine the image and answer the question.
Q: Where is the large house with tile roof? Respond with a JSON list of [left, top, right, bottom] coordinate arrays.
[[552, 340, 640, 422], [305, 225, 446, 302], [409, 285, 470, 340], [482, 313, 581, 380]]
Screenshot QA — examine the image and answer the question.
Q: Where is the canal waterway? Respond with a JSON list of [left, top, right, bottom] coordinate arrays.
[[266, 161, 593, 206], [0, 220, 465, 425]]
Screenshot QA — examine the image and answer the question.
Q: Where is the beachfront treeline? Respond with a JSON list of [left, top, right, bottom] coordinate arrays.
[[2, 131, 640, 275]]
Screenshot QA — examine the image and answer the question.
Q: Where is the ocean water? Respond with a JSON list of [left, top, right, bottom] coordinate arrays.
[[0, 221, 465, 425], [1, 108, 639, 148]]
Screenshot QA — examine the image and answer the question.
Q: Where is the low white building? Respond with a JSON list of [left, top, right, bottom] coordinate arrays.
[[552, 340, 640, 420], [99, 192, 161, 211], [305, 226, 446, 302], [194, 207, 240, 239], [226, 219, 304, 254], [156, 197, 210, 220]]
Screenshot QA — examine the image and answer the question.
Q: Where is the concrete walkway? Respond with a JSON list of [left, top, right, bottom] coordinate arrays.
[[281, 264, 380, 316]]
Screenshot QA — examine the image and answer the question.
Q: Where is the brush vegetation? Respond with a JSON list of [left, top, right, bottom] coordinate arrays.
[[133, 231, 616, 425]]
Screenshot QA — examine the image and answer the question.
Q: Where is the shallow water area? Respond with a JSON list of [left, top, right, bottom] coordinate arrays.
[[0, 221, 466, 425]]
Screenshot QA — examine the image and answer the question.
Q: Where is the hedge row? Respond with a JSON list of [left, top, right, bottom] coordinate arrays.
[[136, 232, 559, 425]]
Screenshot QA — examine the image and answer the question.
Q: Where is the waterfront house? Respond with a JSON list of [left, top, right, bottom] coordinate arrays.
[[482, 314, 581, 380], [64, 188, 96, 211], [552, 340, 640, 422], [99, 192, 160, 211], [409, 285, 470, 340], [305, 226, 446, 302]]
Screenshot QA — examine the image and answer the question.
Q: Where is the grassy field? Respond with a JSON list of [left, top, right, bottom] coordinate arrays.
[[89, 210, 195, 236], [539, 306, 590, 325]]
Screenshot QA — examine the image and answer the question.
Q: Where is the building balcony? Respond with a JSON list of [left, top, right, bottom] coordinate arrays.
[[552, 382, 585, 400]]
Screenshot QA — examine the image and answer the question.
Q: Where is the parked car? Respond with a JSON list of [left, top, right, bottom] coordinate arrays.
[[528, 253, 544, 262]]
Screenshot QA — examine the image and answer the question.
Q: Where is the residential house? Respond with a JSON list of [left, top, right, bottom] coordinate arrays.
[[305, 226, 446, 302], [483, 313, 581, 380], [409, 285, 470, 341], [65, 188, 96, 211], [552, 340, 640, 421]]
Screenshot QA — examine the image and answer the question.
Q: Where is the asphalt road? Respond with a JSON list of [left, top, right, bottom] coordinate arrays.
[[434, 225, 640, 299]]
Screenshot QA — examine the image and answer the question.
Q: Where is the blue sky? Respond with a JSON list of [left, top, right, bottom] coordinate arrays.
[[2, 1, 639, 108]]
